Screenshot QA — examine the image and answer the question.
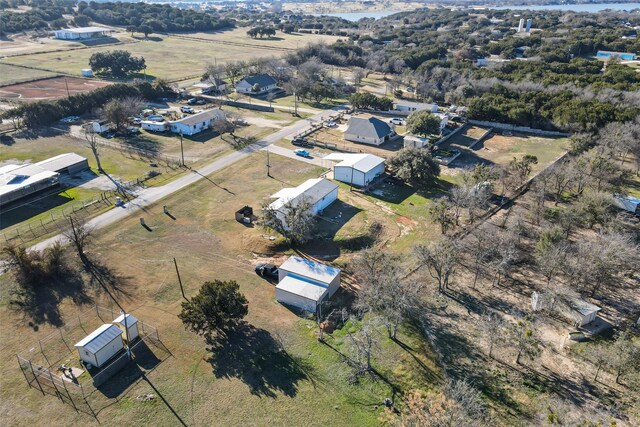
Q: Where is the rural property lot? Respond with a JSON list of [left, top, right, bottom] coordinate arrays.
[[2, 30, 337, 82], [0, 64, 58, 87], [0, 153, 440, 426], [0, 76, 111, 100]]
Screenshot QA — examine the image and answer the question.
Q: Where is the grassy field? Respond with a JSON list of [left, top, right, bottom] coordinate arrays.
[[0, 153, 441, 427], [2, 30, 336, 82], [0, 63, 58, 86]]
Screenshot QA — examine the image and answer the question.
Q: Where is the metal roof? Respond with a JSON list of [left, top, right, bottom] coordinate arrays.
[[74, 324, 123, 354], [269, 178, 338, 211], [56, 27, 111, 34], [570, 299, 601, 316], [0, 163, 59, 197], [345, 117, 393, 139], [276, 275, 328, 302], [36, 153, 87, 173], [279, 256, 340, 285], [113, 313, 138, 326], [239, 74, 277, 87], [324, 153, 385, 173], [172, 109, 224, 127]]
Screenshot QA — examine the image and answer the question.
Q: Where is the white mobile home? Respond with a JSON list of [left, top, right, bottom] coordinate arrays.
[[113, 313, 139, 342], [169, 109, 224, 136], [324, 153, 385, 187], [74, 324, 124, 368], [267, 178, 338, 230], [276, 256, 341, 313], [344, 117, 395, 146], [141, 120, 169, 132], [393, 101, 439, 115]]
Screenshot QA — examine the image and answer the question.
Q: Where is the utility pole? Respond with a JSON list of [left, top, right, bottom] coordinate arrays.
[[64, 78, 70, 98], [90, 271, 132, 360], [266, 146, 271, 177], [293, 90, 298, 116], [174, 258, 189, 302], [179, 131, 184, 166]]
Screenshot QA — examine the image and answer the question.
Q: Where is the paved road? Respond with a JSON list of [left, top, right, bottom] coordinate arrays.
[[29, 107, 344, 252]]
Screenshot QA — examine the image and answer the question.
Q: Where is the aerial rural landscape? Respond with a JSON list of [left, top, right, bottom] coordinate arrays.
[[0, 0, 639, 426]]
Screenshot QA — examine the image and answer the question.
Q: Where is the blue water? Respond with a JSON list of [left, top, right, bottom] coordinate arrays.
[[315, 3, 639, 21]]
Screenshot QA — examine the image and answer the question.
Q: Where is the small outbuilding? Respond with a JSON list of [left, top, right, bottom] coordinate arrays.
[[324, 153, 385, 187], [74, 324, 124, 369], [92, 120, 112, 134], [275, 256, 341, 313], [403, 134, 431, 149], [344, 117, 395, 146], [235, 205, 255, 224], [267, 178, 339, 229], [570, 299, 602, 327], [113, 313, 139, 343], [392, 100, 439, 115]]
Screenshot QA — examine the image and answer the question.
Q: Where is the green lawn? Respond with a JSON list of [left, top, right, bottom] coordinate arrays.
[[0, 63, 58, 86]]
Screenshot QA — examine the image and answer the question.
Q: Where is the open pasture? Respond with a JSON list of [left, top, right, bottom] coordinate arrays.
[[0, 76, 111, 100]]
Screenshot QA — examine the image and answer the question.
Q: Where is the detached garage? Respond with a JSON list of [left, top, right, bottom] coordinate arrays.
[[324, 153, 385, 187], [74, 324, 124, 369], [275, 256, 341, 314]]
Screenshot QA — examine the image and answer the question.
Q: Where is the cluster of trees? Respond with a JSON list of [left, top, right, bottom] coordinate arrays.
[[1, 80, 174, 128], [77, 1, 234, 33], [0, 2, 66, 34], [89, 50, 146, 77], [246, 26, 276, 38], [349, 92, 393, 111], [387, 148, 441, 187]]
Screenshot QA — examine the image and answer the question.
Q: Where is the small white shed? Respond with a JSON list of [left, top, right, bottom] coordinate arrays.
[[113, 313, 139, 342], [570, 299, 601, 327], [92, 120, 112, 133], [74, 324, 124, 368], [324, 153, 385, 187], [275, 256, 341, 313]]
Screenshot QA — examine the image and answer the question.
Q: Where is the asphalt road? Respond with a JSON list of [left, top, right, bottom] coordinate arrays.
[[29, 106, 344, 252]]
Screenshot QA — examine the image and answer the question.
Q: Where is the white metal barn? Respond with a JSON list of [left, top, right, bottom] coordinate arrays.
[[324, 153, 385, 187], [113, 313, 139, 342], [74, 324, 124, 368], [570, 299, 601, 327], [267, 178, 338, 229], [275, 256, 341, 313]]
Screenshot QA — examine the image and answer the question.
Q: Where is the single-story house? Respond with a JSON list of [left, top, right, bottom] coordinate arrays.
[[54, 27, 111, 40], [196, 78, 227, 94], [236, 74, 278, 94], [267, 178, 338, 229], [169, 108, 225, 136], [613, 194, 640, 215], [36, 153, 89, 175], [569, 299, 601, 327], [275, 256, 341, 313], [596, 51, 637, 61], [403, 134, 432, 149], [141, 120, 169, 132], [393, 101, 439, 115], [74, 324, 124, 369], [113, 313, 139, 342], [92, 120, 112, 134], [324, 153, 385, 187], [344, 117, 395, 146], [0, 164, 59, 207]]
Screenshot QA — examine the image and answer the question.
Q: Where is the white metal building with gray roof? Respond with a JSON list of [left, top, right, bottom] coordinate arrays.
[[74, 324, 124, 368], [324, 153, 385, 187], [275, 256, 341, 313]]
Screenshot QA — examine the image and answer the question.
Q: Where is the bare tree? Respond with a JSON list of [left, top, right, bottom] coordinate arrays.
[[534, 227, 568, 286], [465, 224, 493, 288], [585, 344, 611, 382], [510, 316, 541, 365], [83, 125, 103, 173], [416, 237, 459, 293], [480, 312, 505, 359], [489, 231, 518, 287], [428, 197, 456, 235], [261, 196, 314, 246], [355, 248, 417, 339], [346, 316, 382, 374], [63, 215, 92, 265]]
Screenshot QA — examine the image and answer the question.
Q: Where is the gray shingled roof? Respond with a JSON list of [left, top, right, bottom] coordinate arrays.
[[240, 74, 277, 87], [346, 117, 393, 139]]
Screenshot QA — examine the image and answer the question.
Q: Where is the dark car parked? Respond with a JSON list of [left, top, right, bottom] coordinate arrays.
[[255, 263, 279, 279]]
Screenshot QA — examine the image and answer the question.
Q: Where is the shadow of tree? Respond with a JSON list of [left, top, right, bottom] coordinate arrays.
[[206, 322, 312, 398], [84, 255, 134, 302], [10, 261, 92, 328]]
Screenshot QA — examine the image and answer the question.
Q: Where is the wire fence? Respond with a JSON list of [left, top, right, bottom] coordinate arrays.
[[17, 305, 171, 418]]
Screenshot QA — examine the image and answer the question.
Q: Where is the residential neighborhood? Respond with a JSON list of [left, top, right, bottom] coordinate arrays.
[[0, 2, 639, 427]]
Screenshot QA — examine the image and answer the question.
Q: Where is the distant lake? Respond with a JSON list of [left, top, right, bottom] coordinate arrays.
[[311, 11, 403, 21], [491, 3, 640, 12]]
